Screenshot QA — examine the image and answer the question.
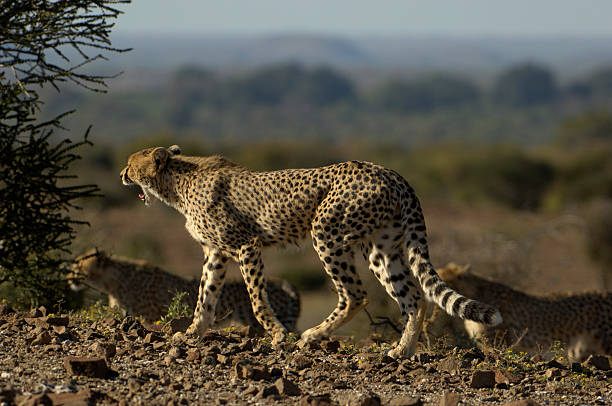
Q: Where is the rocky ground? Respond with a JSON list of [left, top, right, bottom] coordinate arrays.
[[0, 304, 610, 406]]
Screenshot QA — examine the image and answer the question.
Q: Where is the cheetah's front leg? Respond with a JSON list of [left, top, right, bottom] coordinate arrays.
[[239, 238, 287, 344], [186, 247, 229, 336]]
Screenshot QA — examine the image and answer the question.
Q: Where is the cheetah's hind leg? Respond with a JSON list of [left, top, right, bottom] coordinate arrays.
[[300, 235, 368, 344], [363, 224, 427, 358]]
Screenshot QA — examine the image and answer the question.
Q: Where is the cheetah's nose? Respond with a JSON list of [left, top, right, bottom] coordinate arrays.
[[120, 170, 132, 184]]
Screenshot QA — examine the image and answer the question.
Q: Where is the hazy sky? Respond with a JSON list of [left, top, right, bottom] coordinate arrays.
[[114, 0, 612, 37]]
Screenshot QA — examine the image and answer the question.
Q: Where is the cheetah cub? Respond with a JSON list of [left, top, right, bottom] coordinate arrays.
[[120, 145, 501, 358], [71, 249, 300, 331], [434, 263, 611, 361]]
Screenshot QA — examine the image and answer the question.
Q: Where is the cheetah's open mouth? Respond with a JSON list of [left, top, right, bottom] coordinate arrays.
[[136, 186, 155, 206]]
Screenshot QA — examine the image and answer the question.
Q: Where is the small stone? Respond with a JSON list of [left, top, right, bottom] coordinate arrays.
[[92, 342, 116, 359], [495, 369, 522, 385], [0, 302, 15, 315], [291, 354, 313, 370], [234, 362, 271, 380], [257, 385, 278, 398], [52, 325, 67, 335], [64, 356, 111, 378], [163, 317, 191, 335], [168, 346, 184, 359], [584, 354, 610, 371], [235, 325, 262, 338], [17, 393, 52, 406], [439, 391, 459, 406], [239, 339, 255, 352], [153, 341, 166, 351], [348, 391, 381, 406], [502, 400, 540, 406], [43, 344, 61, 353], [100, 317, 120, 328], [321, 340, 340, 353], [186, 349, 201, 362], [47, 316, 69, 326], [571, 362, 585, 373], [216, 354, 229, 364], [128, 378, 142, 393], [545, 368, 562, 380], [47, 389, 94, 405], [470, 370, 496, 389], [30, 331, 52, 346], [119, 316, 137, 332], [389, 396, 423, 406], [438, 356, 461, 375], [243, 386, 259, 396], [143, 331, 164, 343], [274, 377, 301, 396], [462, 348, 485, 362], [545, 359, 565, 369], [299, 393, 332, 406], [24, 317, 49, 329], [407, 368, 425, 379], [171, 332, 187, 344], [412, 352, 434, 363], [297, 341, 320, 352]]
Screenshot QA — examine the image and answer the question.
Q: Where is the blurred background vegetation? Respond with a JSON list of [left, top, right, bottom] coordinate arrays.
[[61, 56, 612, 320]]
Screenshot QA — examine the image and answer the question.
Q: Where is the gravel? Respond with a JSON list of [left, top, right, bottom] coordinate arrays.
[[0, 304, 610, 405]]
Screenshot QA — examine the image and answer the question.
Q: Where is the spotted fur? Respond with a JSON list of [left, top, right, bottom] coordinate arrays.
[[120, 145, 501, 358], [435, 263, 612, 361], [70, 249, 300, 331]]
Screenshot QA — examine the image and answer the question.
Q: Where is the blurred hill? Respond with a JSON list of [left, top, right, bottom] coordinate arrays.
[[98, 34, 612, 77]]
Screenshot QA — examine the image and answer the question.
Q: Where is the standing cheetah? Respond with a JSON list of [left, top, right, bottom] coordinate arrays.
[[70, 249, 300, 331], [120, 145, 501, 358]]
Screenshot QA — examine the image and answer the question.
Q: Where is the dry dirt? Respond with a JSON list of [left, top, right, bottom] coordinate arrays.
[[1, 304, 610, 406]]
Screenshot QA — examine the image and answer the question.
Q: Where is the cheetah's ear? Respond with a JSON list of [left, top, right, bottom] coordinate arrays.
[[152, 147, 169, 171], [168, 145, 181, 156]]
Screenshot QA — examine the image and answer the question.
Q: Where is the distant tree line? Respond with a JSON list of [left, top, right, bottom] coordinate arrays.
[[167, 61, 612, 122]]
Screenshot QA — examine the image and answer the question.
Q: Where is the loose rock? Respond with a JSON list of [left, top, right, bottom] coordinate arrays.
[[63, 356, 112, 378], [439, 391, 460, 406], [470, 370, 496, 389], [274, 377, 301, 396], [584, 354, 610, 371]]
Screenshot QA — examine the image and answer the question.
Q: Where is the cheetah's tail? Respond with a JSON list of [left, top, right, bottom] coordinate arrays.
[[406, 244, 502, 327]]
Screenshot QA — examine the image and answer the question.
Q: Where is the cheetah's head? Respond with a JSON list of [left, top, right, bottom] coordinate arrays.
[[69, 248, 111, 291], [120, 145, 181, 206], [436, 262, 470, 282]]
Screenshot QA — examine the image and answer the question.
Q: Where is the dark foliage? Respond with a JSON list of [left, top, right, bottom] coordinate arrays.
[[0, 0, 129, 307], [456, 148, 555, 210], [374, 74, 480, 113], [493, 63, 558, 106]]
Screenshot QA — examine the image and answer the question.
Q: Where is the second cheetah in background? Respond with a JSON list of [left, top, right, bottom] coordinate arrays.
[[71, 249, 300, 331]]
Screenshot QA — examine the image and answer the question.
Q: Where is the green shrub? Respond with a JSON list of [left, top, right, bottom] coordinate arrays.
[[160, 291, 193, 323]]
